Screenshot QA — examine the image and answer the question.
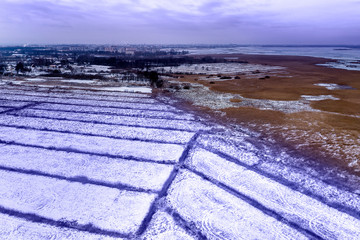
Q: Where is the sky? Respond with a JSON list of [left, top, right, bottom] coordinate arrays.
[[0, 0, 359, 45]]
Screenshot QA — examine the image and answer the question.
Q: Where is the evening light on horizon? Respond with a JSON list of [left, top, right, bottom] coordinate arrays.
[[1, 0, 360, 45]]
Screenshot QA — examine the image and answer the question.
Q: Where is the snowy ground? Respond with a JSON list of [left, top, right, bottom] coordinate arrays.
[[0, 85, 359, 239]]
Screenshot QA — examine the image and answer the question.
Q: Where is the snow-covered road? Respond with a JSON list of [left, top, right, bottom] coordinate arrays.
[[0, 85, 359, 239]]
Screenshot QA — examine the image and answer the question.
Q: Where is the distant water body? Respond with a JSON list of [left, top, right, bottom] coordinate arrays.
[[186, 46, 360, 71]]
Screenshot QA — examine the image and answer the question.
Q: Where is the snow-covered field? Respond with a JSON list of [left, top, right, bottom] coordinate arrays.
[[0, 85, 359, 239]]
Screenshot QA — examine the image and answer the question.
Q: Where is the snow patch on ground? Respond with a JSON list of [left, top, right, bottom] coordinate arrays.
[[301, 95, 340, 101], [175, 85, 318, 113], [98, 87, 152, 93], [25, 78, 48, 82], [314, 83, 355, 90]]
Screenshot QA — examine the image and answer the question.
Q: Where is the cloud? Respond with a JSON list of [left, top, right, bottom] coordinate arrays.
[[0, 0, 359, 44]]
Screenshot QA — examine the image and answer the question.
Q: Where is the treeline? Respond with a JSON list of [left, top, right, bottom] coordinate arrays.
[[76, 55, 223, 68]]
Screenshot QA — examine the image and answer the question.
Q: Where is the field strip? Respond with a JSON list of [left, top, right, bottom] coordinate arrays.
[[140, 210, 197, 240], [32, 103, 196, 120], [0, 115, 195, 144], [186, 148, 360, 239], [136, 132, 201, 236], [0, 107, 11, 113], [0, 213, 127, 239], [0, 170, 156, 234], [0, 85, 151, 98], [0, 126, 184, 163], [200, 143, 360, 219], [0, 95, 178, 111], [0, 100, 35, 108], [0, 90, 158, 104], [0, 144, 173, 192], [257, 161, 360, 216], [166, 170, 309, 239], [11, 109, 209, 131], [198, 134, 261, 166]]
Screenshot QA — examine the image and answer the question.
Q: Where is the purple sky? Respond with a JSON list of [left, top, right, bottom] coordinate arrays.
[[1, 0, 359, 45]]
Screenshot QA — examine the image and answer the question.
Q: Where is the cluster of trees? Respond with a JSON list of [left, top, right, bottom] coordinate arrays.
[[76, 55, 223, 69], [15, 62, 31, 74], [0, 64, 6, 75], [139, 71, 163, 88]]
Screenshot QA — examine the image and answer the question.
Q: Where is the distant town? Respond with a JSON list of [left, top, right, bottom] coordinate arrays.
[[0, 44, 190, 76]]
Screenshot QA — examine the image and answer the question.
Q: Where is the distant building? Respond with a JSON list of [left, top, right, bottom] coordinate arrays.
[[125, 48, 136, 55], [104, 46, 118, 53]]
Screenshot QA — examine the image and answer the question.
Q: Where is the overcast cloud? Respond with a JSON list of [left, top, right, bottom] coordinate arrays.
[[0, 0, 359, 44]]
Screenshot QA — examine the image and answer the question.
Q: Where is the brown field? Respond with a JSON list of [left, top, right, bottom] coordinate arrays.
[[164, 54, 360, 175]]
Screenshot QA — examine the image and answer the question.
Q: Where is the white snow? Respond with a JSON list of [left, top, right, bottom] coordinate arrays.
[[0, 115, 195, 144], [186, 148, 360, 239], [0, 85, 359, 239], [0, 170, 156, 233], [141, 210, 195, 240], [0, 88, 156, 103], [197, 134, 260, 166], [60, 79, 98, 84], [0, 214, 123, 240], [301, 95, 340, 101], [0, 145, 173, 191], [25, 78, 47, 82], [33, 103, 195, 121], [0, 126, 185, 162], [175, 85, 318, 113], [98, 87, 152, 93], [0, 93, 177, 111], [314, 83, 355, 90], [166, 170, 308, 240], [15, 108, 209, 131]]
